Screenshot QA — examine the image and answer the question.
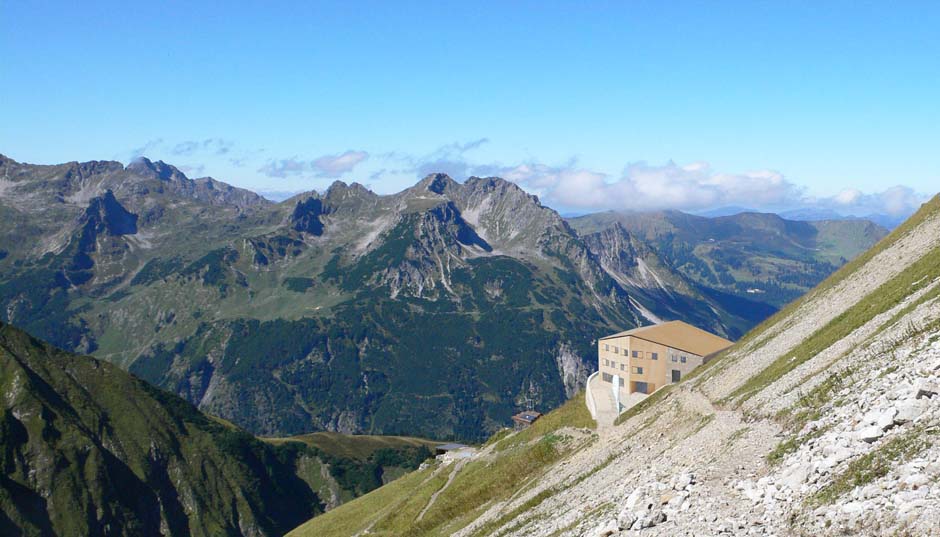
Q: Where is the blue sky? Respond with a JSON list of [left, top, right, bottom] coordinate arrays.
[[1, 1, 938, 215]]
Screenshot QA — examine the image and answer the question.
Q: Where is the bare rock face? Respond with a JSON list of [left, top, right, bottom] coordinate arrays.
[[555, 343, 590, 399], [291, 196, 325, 235], [80, 190, 138, 237]]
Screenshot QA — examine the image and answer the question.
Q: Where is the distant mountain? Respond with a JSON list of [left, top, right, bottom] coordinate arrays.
[[694, 205, 907, 231], [568, 210, 888, 310], [778, 208, 907, 230], [692, 205, 760, 218], [0, 154, 886, 442]]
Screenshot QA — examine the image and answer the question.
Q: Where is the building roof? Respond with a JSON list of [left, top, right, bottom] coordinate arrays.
[[435, 443, 469, 451], [511, 411, 542, 424], [599, 320, 733, 357]]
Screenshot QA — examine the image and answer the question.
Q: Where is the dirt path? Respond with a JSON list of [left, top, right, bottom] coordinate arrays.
[[587, 373, 618, 431], [416, 459, 467, 522]]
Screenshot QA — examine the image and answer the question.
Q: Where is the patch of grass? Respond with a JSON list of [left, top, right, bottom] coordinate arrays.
[[780, 371, 852, 432], [482, 428, 512, 449], [470, 449, 619, 537], [391, 433, 575, 536], [282, 276, 316, 293], [809, 426, 932, 507], [878, 364, 900, 378], [690, 413, 715, 435], [726, 426, 750, 446], [288, 391, 596, 537], [495, 392, 594, 452], [265, 431, 439, 460], [766, 425, 829, 466], [286, 465, 441, 537]]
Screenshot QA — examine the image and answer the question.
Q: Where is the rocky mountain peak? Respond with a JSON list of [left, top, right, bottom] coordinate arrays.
[[80, 190, 138, 237], [325, 181, 376, 201], [417, 173, 459, 195], [291, 196, 325, 235], [126, 157, 188, 183]]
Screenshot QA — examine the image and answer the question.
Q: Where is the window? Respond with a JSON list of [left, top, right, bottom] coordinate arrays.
[[633, 381, 649, 394], [611, 361, 617, 369], [619, 377, 625, 386], [671, 370, 681, 383], [681, 356, 687, 363], [603, 359, 609, 366], [651, 352, 658, 360], [632, 366, 643, 374], [671, 355, 678, 362], [620, 363, 626, 371], [632, 350, 639, 358], [604, 344, 609, 351], [623, 348, 629, 356], [612, 346, 619, 353], [602, 372, 613, 383]]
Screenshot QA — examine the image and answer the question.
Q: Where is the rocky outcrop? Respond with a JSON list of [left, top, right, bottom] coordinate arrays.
[[79, 189, 138, 237], [128, 157, 269, 208], [291, 196, 325, 235], [555, 343, 591, 398]]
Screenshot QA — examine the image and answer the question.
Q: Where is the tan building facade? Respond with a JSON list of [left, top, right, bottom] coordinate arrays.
[[597, 321, 733, 402]]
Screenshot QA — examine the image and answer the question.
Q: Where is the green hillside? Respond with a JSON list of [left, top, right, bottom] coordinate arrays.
[[0, 322, 431, 536]]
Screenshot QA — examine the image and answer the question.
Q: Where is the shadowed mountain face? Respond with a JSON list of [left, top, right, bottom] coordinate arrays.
[[0, 155, 885, 441], [0, 321, 322, 536], [0, 321, 435, 536]]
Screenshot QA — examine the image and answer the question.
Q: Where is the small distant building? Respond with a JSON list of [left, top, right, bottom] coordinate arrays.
[[598, 321, 732, 404], [511, 410, 542, 429], [434, 443, 469, 456]]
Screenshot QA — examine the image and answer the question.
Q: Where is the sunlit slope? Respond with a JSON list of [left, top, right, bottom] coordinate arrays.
[[287, 393, 595, 537]]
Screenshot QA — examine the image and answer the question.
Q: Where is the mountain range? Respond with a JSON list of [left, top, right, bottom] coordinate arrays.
[[0, 154, 885, 441]]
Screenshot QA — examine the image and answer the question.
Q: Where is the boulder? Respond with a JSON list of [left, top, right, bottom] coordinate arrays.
[[894, 399, 926, 424], [623, 489, 642, 511], [915, 381, 938, 399], [856, 425, 884, 443], [616, 507, 637, 530], [590, 518, 620, 537], [875, 408, 898, 430], [674, 472, 694, 490]]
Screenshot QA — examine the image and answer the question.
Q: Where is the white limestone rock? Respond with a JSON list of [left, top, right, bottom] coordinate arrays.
[[856, 425, 884, 443], [589, 518, 620, 537], [894, 399, 926, 423]]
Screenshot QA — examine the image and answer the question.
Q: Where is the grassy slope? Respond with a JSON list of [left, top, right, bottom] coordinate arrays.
[[264, 431, 439, 459], [287, 392, 595, 537], [0, 321, 324, 536]]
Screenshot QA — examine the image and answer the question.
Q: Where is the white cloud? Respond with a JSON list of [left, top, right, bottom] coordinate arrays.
[[128, 138, 164, 160], [824, 185, 927, 216], [172, 138, 234, 156], [258, 157, 309, 178], [390, 138, 489, 178], [498, 160, 805, 212], [311, 150, 369, 178], [258, 150, 369, 179]]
